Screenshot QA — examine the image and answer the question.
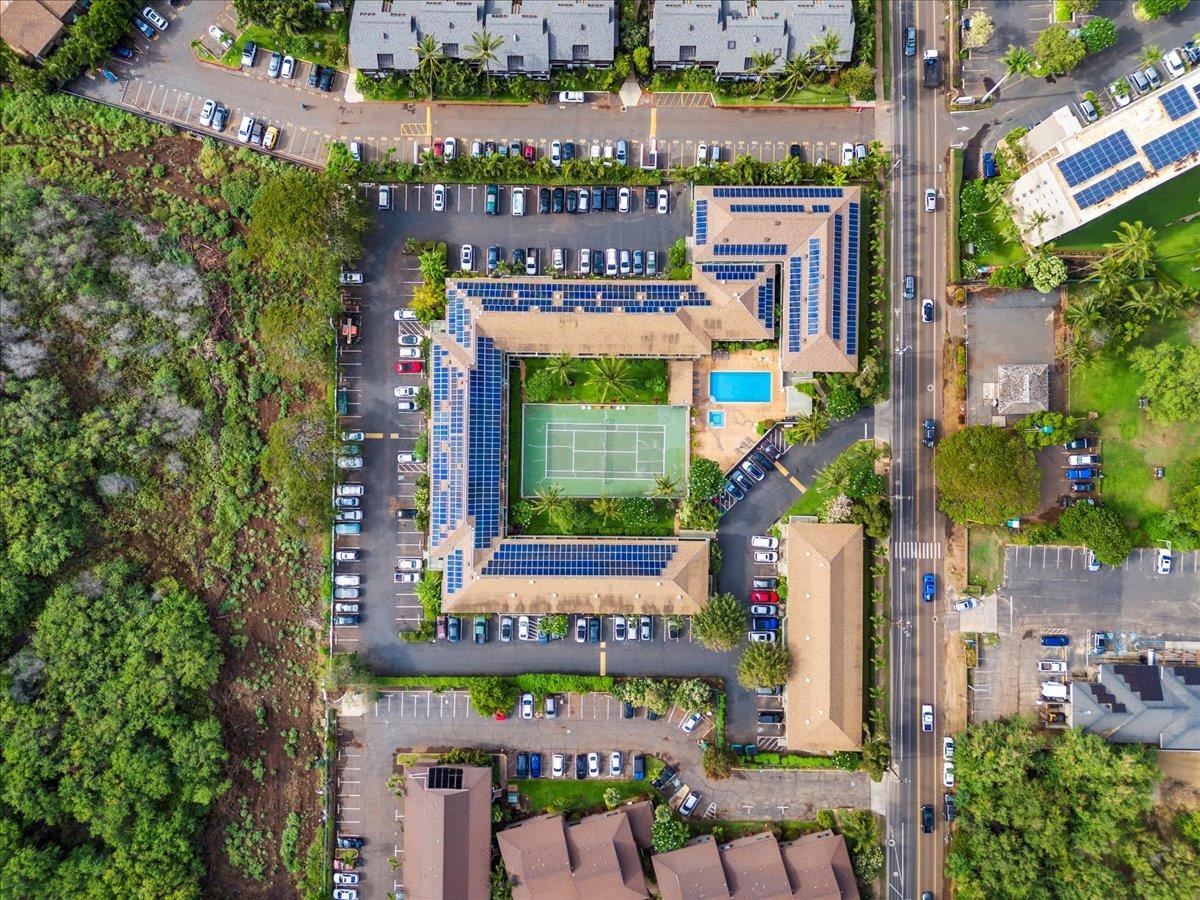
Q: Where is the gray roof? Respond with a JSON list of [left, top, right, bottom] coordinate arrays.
[[1072, 665, 1200, 750], [350, 0, 615, 74], [650, 0, 854, 77], [996, 364, 1049, 416]]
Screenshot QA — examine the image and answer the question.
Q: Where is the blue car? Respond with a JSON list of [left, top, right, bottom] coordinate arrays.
[[922, 573, 936, 603], [724, 479, 744, 502], [1066, 467, 1096, 480], [133, 17, 156, 40], [114, 45, 133, 59], [1041, 634, 1069, 647], [752, 617, 780, 631], [530, 752, 542, 779]]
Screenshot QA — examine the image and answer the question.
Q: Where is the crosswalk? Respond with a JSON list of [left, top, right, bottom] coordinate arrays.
[[892, 541, 943, 561]]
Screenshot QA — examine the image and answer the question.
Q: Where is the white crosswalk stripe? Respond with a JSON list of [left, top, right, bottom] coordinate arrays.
[[892, 541, 943, 560]]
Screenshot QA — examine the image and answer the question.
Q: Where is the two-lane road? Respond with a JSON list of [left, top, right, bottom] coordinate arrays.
[[888, 2, 951, 899]]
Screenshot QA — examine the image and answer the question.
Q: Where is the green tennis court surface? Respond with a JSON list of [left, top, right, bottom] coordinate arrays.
[[521, 404, 689, 498]]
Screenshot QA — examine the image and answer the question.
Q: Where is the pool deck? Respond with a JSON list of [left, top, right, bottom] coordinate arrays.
[[691, 350, 788, 470]]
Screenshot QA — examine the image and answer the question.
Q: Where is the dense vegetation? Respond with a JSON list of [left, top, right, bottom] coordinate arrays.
[[934, 426, 1041, 525]]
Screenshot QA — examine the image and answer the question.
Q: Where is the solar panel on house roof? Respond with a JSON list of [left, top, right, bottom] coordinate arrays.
[[831, 213, 844, 341], [712, 243, 788, 257], [1072, 162, 1146, 210], [481, 542, 679, 577], [806, 238, 821, 337], [729, 203, 809, 213], [713, 186, 844, 198], [695, 200, 708, 245], [1143, 118, 1200, 170], [1160, 84, 1197, 120], [467, 337, 504, 548], [427, 767, 464, 790], [445, 549, 464, 594], [1055, 130, 1136, 187], [757, 276, 775, 333], [699, 262, 764, 281], [846, 203, 860, 356], [787, 256, 803, 353], [429, 345, 466, 551], [1114, 665, 1163, 702]]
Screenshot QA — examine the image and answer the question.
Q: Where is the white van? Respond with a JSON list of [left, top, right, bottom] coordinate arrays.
[[559, 90, 585, 103], [237, 115, 254, 143], [605, 248, 618, 276], [511, 187, 525, 216]]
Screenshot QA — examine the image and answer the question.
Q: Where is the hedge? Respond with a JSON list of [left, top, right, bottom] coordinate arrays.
[[738, 751, 863, 771]]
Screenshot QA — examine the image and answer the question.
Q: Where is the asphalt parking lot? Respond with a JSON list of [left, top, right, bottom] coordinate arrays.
[[967, 544, 1200, 722]]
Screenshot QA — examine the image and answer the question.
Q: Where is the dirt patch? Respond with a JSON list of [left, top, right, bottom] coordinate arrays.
[[941, 631, 970, 737]]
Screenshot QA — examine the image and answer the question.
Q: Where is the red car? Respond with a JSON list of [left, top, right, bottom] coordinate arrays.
[[395, 360, 424, 374], [436, 614, 447, 640], [522, 143, 536, 162], [750, 590, 778, 604], [433, 139, 444, 158]]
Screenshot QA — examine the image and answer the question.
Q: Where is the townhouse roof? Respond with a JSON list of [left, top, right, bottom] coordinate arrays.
[[1072, 664, 1200, 750], [784, 520, 864, 752], [403, 764, 493, 900], [0, 0, 69, 60]]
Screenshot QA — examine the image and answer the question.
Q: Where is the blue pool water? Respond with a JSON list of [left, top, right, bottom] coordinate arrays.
[[708, 410, 726, 428], [709, 371, 772, 403]]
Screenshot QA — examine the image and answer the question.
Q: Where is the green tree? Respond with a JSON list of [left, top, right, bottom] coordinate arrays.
[[541, 353, 576, 387], [1101, 220, 1157, 280], [988, 263, 1029, 289], [531, 484, 568, 519], [1032, 25, 1086, 75], [540, 613, 569, 639], [784, 410, 830, 445], [809, 32, 842, 71], [1137, 43, 1164, 68], [650, 474, 680, 498], [688, 457, 725, 500], [652, 804, 691, 852], [467, 677, 518, 717], [825, 384, 861, 419], [839, 63, 876, 100], [419, 247, 448, 284], [1067, 0, 1098, 11], [671, 678, 712, 711], [933, 426, 1041, 524], [466, 29, 505, 95], [412, 35, 445, 99], [746, 49, 780, 95], [232, 0, 320, 33], [1078, 16, 1118, 54], [701, 746, 737, 780], [981, 45, 1035, 102], [589, 357, 632, 401], [591, 495, 622, 524], [1128, 344, 1200, 423], [736, 641, 791, 688], [775, 52, 815, 99], [1136, 0, 1189, 19], [523, 368, 557, 404], [678, 498, 721, 531], [603, 787, 621, 809], [691, 593, 747, 652], [1058, 504, 1134, 565], [1025, 252, 1068, 293], [1015, 411, 1078, 448], [632, 45, 651, 75]]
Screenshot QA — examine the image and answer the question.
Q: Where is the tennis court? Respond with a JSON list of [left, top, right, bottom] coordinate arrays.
[[521, 404, 689, 498]]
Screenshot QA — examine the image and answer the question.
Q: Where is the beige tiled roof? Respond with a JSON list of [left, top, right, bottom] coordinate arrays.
[[0, 0, 67, 59], [476, 308, 711, 358], [784, 521, 864, 753], [403, 764, 492, 900]]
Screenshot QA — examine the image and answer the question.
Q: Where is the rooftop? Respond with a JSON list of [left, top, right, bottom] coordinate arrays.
[[784, 520, 864, 753], [1009, 67, 1200, 243], [0, 0, 70, 60], [995, 363, 1049, 416], [1072, 664, 1200, 750], [403, 764, 493, 899]]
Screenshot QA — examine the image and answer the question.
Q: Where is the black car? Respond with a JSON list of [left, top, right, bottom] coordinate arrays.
[[622, 701, 634, 719], [604, 186, 619, 210], [396, 507, 417, 519], [552, 187, 565, 213], [587, 616, 601, 642], [487, 245, 500, 273], [591, 186, 603, 211], [576, 753, 587, 779], [484, 140, 497, 155], [512, 247, 525, 267], [516, 752, 529, 778], [1063, 437, 1093, 451], [645, 186, 657, 208], [561, 141, 575, 161], [592, 249, 604, 276], [539, 188, 551, 214], [921, 804, 934, 833], [211, 105, 228, 132], [944, 794, 956, 822], [249, 120, 266, 145], [333, 614, 359, 626], [1070, 481, 1094, 493], [318, 66, 334, 92], [652, 766, 676, 791], [922, 419, 936, 448], [758, 441, 780, 461], [750, 450, 772, 472], [337, 835, 364, 849], [566, 189, 578, 213], [646, 708, 660, 721], [308, 64, 321, 87], [789, 143, 802, 158], [758, 712, 783, 724]]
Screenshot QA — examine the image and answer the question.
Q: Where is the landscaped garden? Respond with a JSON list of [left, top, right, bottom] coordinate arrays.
[[522, 357, 668, 405]]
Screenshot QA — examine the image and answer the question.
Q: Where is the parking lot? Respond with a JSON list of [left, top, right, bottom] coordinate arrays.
[[966, 544, 1200, 722]]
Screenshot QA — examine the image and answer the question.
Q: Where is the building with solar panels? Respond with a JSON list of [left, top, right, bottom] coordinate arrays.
[[1009, 66, 1200, 244], [427, 185, 862, 614], [1072, 664, 1200, 750]]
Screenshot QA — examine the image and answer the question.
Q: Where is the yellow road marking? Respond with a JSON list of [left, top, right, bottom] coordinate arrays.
[[774, 461, 789, 475], [599, 649, 607, 676], [790, 477, 805, 491], [390, 432, 400, 439], [425, 103, 432, 137], [365, 432, 384, 439], [649, 107, 657, 140]]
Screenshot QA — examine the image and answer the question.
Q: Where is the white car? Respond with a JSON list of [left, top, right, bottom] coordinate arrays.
[[432, 183, 446, 212], [550, 140, 562, 166], [657, 188, 669, 214], [618, 187, 630, 213], [336, 457, 363, 469], [679, 792, 700, 817], [753, 551, 778, 564], [280, 55, 295, 79], [141, 6, 168, 30], [444, 136, 457, 159], [751, 535, 778, 550], [588, 752, 600, 777], [610, 751, 623, 777], [952, 597, 978, 612], [520, 693, 534, 719], [471, 140, 482, 157], [397, 452, 416, 463], [748, 631, 777, 643], [199, 99, 216, 128], [394, 571, 419, 583], [680, 712, 702, 733], [336, 484, 364, 497], [334, 550, 360, 562], [500, 615, 514, 642], [1156, 548, 1173, 575], [397, 400, 417, 412], [339, 271, 364, 285], [393, 386, 419, 398], [552, 753, 565, 777], [398, 347, 421, 359], [208, 25, 233, 49], [460, 243, 474, 272], [1067, 454, 1099, 466], [518, 615, 532, 641], [394, 309, 417, 321], [334, 574, 360, 587], [924, 188, 937, 212], [332, 890, 358, 900], [590, 142, 602, 160], [333, 873, 360, 886], [559, 90, 585, 103], [921, 703, 934, 732], [396, 558, 423, 571], [1086, 550, 1100, 572], [1108, 81, 1131, 108], [1164, 48, 1186, 79], [841, 142, 855, 165], [943, 761, 955, 788], [943, 736, 955, 761], [378, 184, 392, 209], [237, 115, 254, 144], [696, 142, 708, 165]]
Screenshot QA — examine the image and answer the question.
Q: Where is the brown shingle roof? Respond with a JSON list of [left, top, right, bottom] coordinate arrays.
[[404, 765, 492, 900], [0, 0, 67, 59], [779, 830, 860, 900], [719, 832, 793, 896], [653, 837, 729, 900], [784, 521, 864, 753]]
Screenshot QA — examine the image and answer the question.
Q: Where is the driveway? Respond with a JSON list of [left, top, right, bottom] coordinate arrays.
[[964, 289, 1056, 426]]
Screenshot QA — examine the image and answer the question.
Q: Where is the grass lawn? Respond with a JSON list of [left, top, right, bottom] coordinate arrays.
[[523, 358, 669, 405], [959, 180, 1026, 271], [967, 527, 1005, 593], [785, 440, 877, 518], [511, 778, 649, 814], [1069, 312, 1199, 535], [221, 20, 349, 71], [714, 83, 851, 106], [1055, 164, 1200, 290], [519, 498, 677, 537]]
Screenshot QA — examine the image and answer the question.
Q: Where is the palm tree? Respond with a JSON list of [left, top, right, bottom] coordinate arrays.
[[788, 410, 830, 445], [412, 35, 445, 100], [1059, 332, 1094, 367], [979, 44, 1035, 103], [531, 484, 567, 519], [591, 495, 621, 523], [775, 52, 814, 99], [809, 33, 841, 71], [1120, 283, 1172, 320], [1101, 221, 1157, 280], [543, 353, 576, 387], [830, 168, 849, 187], [1137, 44, 1163, 69], [650, 474, 679, 499], [1063, 293, 1104, 332], [466, 29, 504, 96], [589, 357, 632, 401], [746, 49, 779, 96]]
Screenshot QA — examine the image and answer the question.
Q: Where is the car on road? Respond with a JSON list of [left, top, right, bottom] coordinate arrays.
[[199, 99, 216, 127], [552, 753, 565, 777], [922, 418, 936, 448], [208, 25, 233, 48], [921, 804, 934, 834], [679, 792, 700, 817], [943, 737, 955, 761], [921, 703, 934, 732], [681, 712, 702, 733], [240, 41, 257, 67], [432, 183, 446, 212], [750, 603, 778, 616], [922, 572, 936, 603], [610, 751, 623, 776], [904, 24, 917, 57], [268, 52, 282, 78], [751, 535, 778, 550], [141, 6, 168, 29], [753, 550, 778, 563], [447, 616, 461, 642], [587, 752, 600, 778], [952, 597, 978, 612], [903, 274, 915, 299], [924, 187, 937, 212], [1157, 547, 1173, 574], [921, 298, 934, 323]]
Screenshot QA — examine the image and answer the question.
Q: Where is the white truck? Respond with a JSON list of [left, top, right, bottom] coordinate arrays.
[[1040, 681, 1070, 701]]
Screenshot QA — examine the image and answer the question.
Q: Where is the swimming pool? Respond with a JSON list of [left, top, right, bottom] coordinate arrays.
[[707, 410, 726, 428], [709, 371, 772, 404]]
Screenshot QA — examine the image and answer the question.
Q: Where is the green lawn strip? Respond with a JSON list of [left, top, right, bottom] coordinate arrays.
[[736, 752, 855, 770], [712, 84, 851, 106], [966, 526, 1005, 593], [949, 149, 963, 282], [1055, 165, 1200, 290], [523, 358, 669, 404], [519, 498, 677, 537], [879, 0, 892, 101], [233, 23, 349, 70], [785, 440, 877, 518], [511, 778, 649, 813]]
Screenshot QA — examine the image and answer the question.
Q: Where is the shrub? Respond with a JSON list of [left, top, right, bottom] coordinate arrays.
[[688, 457, 724, 500], [702, 746, 737, 780]]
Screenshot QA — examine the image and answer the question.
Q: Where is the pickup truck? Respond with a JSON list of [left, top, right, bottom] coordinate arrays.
[[923, 49, 942, 88]]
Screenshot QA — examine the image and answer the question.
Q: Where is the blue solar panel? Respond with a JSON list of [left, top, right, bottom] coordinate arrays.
[[806, 238, 820, 336], [467, 337, 504, 548], [445, 549, 464, 594], [699, 262, 764, 281], [695, 200, 708, 245], [846, 203, 859, 356], [712, 243, 788, 257], [757, 276, 775, 333], [713, 186, 843, 198], [1143, 118, 1200, 170], [729, 203, 808, 213], [451, 280, 711, 315], [1056, 131, 1136, 187], [482, 541, 678, 577], [831, 214, 843, 341], [811, 204, 831, 213], [1072, 162, 1146, 210], [448, 293, 472, 347], [429, 345, 467, 551], [787, 256, 803, 353], [1160, 85, 1197, 120]]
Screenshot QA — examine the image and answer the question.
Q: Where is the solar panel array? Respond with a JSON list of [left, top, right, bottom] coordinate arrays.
[[699, 262, 764, 281], [713, 186, 844, 198], [831, 213, 844, 341], [1073, 162, 1146, 210], [467, 337, 504, 547], [757, 275, 775, 332], [481, 541, 678, 577], [453, 280, 710, 314], [787, 256, 803, 353], [427, 767, 464, 790], [846, 203, 860, 356], [811, 204, 831, 213], [1143, 118, 1200, 170], [806, 238, 821, 336], [729, 203, 810, 213], [1087, 682, 1126, 714], [1114, 664, 1164, 702], [1055, 130, 1136, 187], [430, 345, 466, 551], [695, 200, 708, 245], [448, 293, 472, 347], [1160, 84, 1197, 120], [445, 549, 464, 595], [712, 243, 788, 257]]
